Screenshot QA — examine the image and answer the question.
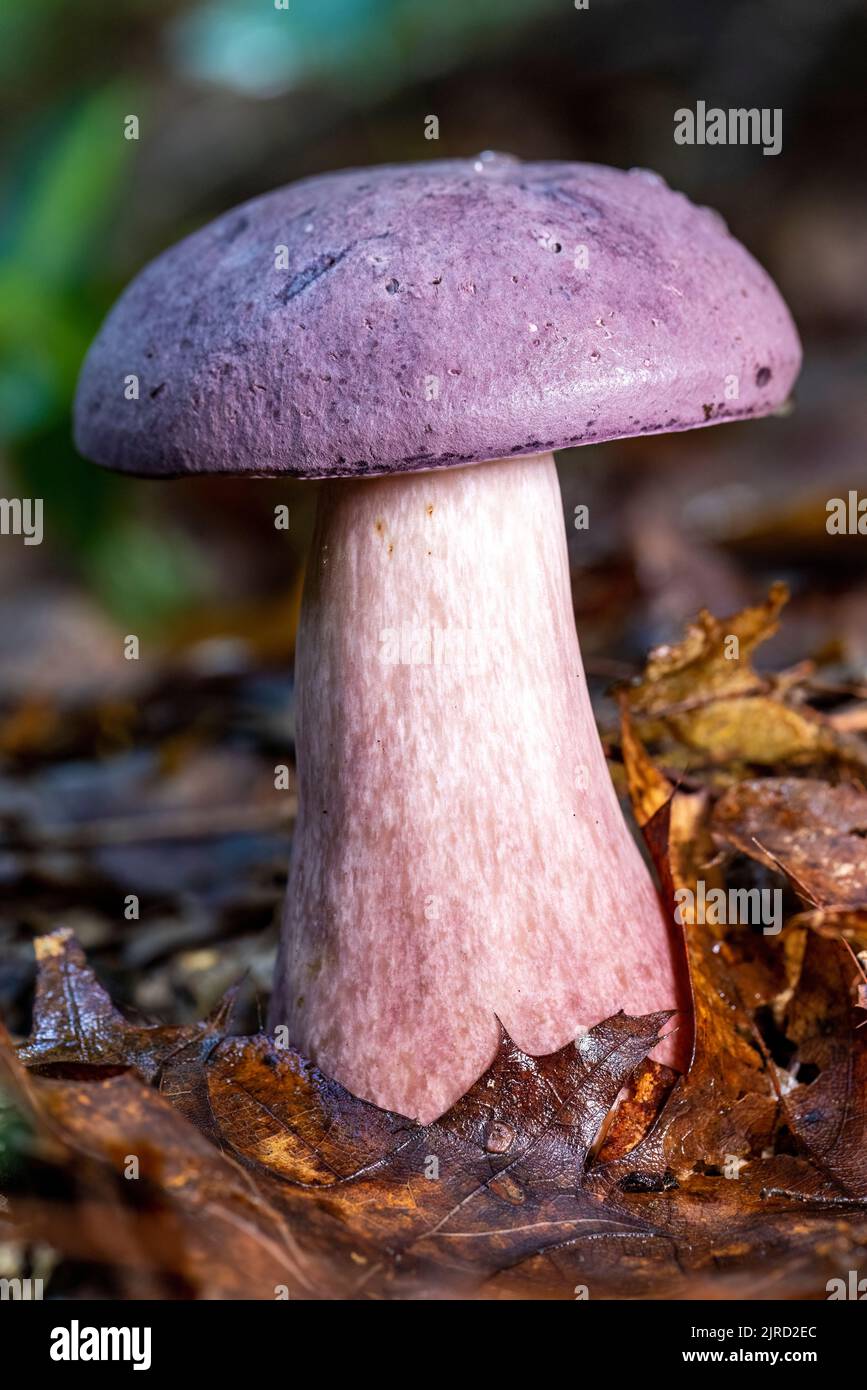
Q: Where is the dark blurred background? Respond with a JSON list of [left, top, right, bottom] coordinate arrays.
[[0, 0, 865, 1053]]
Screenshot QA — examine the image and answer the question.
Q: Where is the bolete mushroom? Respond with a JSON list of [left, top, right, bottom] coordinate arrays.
[[74, 156, 801, 1122]]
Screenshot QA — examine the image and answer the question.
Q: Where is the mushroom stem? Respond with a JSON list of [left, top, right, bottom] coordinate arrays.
[[271, 452, 688, 1122]]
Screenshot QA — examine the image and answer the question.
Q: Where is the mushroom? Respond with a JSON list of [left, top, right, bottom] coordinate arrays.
[[74, 155, 801, 1122]]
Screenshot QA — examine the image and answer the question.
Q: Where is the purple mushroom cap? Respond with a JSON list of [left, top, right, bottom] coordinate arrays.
[[73, 154, 801, 479]]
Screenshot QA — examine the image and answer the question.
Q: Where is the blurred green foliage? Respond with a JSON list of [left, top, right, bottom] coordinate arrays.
[[1, 85, 135, 441], [0, 29, 215, 626]]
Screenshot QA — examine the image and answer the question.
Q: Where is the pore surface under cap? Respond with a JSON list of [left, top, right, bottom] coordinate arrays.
[[74, 155, 801, 479]]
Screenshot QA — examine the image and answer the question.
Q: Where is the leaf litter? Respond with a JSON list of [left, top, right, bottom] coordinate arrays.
[[2, 587, 867, 1299]]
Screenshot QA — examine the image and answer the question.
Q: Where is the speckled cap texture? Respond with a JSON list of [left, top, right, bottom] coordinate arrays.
[[74, 154, 802, 479]]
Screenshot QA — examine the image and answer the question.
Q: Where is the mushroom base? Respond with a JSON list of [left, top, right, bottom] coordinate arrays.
[[271, 452, 689, 1122]]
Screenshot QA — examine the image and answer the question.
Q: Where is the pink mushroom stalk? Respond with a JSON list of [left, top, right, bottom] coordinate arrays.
[[277, 453, 686, 1120], [74, 156, 801, 1123]]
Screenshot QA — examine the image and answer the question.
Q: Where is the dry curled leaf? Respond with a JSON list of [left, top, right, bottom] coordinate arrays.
[[625, 583, 867, 773]]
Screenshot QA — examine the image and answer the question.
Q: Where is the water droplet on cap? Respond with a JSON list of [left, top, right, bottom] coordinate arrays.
[[472, 150, 519, 174], [627, 167, 667, 187], [699, 204, 728, 233]]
